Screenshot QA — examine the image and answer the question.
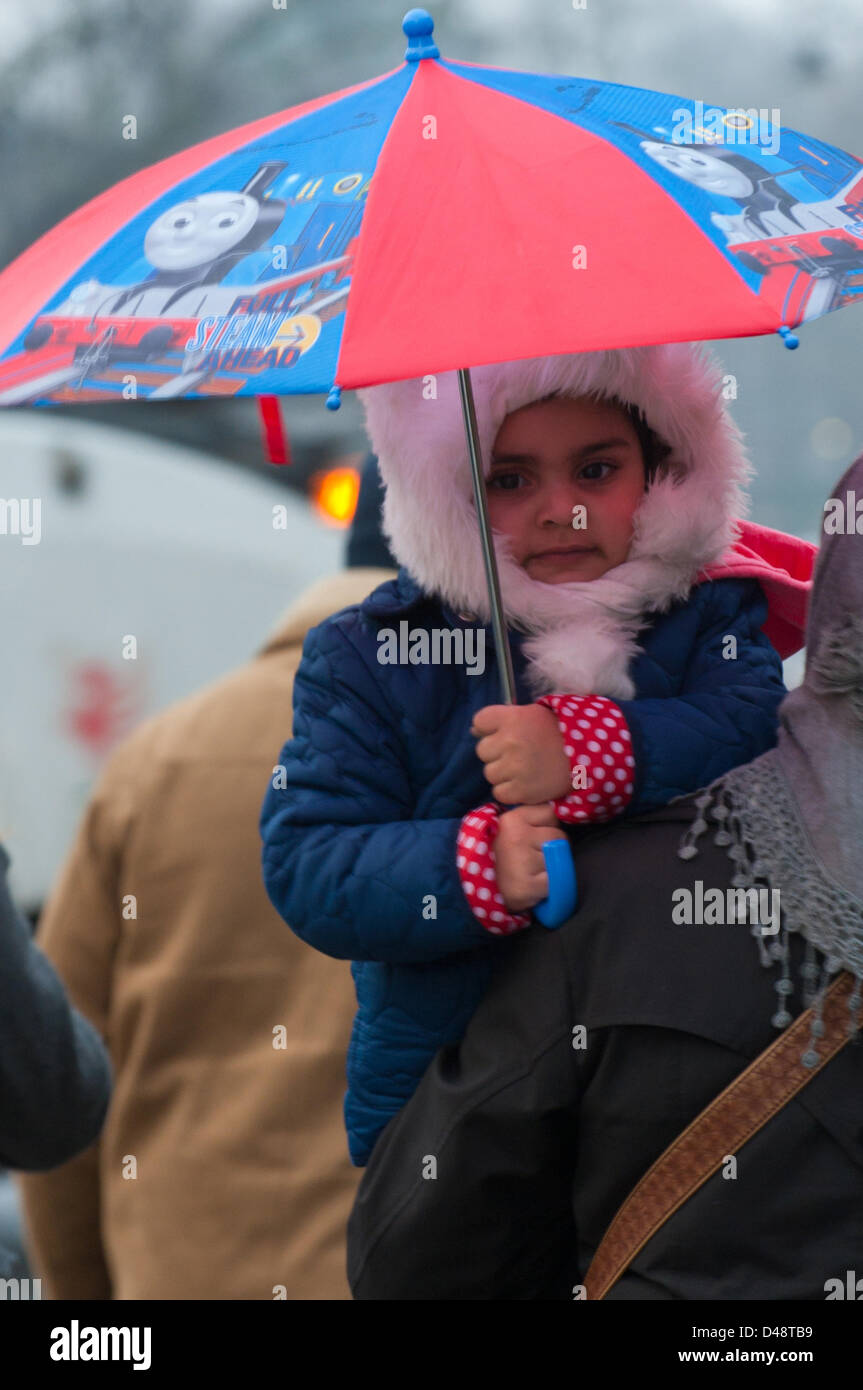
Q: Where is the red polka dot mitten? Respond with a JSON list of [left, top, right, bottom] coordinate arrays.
[[535, 694, 635, 825], [456, 802, 532, 936]]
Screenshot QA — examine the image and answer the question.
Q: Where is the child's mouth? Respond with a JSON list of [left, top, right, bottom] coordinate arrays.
[[527, 545, 599, 568]]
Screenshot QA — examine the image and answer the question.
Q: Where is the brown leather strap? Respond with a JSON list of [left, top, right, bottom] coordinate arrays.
[[582, 970, 860, 1300]]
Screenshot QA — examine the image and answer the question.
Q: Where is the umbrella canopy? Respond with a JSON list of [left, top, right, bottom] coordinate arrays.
[[0, 9, 834, 929], [1, 9, 862, 408]]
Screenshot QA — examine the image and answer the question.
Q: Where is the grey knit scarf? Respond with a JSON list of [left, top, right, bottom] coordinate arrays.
[[678, 454, 863, 1064]]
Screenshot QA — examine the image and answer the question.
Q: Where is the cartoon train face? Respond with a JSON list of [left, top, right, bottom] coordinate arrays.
[[50, 163, 293, 321], [142, 162, 290, 281], [637, 135, 863, 253], [639, 141, 756, 199], [0, 166, 363, 405], [143, 193, 263, 272]]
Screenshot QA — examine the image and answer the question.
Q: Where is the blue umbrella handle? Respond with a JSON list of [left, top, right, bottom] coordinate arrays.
[[533, 837, 578, 928]]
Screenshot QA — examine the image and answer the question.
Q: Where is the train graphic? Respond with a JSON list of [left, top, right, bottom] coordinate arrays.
[[612, 119, 863, 326], [3, 115, 861, 406], [0, 161, 364, 405]]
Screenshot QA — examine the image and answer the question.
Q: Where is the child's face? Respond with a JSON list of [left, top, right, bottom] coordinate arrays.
[[487, 395, 647, 583]]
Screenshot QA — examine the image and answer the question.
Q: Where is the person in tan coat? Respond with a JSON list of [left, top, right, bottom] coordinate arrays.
[[17, 457, 397, 1300]]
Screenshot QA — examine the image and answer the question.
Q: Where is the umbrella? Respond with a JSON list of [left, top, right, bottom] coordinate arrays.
[[1, 7, 860, 922]]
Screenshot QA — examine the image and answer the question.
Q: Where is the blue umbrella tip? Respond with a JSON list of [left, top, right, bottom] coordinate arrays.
[[403, 9, 439, 61], [403, 8, 434, 33], [778, 325, 800, 350], [326, 385, 343, 410]]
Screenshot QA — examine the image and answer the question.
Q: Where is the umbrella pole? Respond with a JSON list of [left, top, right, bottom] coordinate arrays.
[[457, 367, 577, 927], [457, 367, 517, 705]]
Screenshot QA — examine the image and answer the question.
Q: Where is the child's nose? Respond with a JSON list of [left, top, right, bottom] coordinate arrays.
[[536, 483, 583, 528]]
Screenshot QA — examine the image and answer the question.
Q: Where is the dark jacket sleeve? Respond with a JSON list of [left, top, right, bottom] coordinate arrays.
[[260, 618, 491, 964], [0, 845, 112, 1171], [618, 579, 787, 813], [348, 926, 579, 1299]]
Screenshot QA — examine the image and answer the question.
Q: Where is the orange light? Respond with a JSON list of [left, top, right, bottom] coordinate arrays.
[[310, 466, 361, 528]]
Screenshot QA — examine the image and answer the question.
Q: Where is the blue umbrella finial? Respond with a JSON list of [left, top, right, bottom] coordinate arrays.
[[403, 9, 439, 62], [778, 325, 800, 350], [326, 385, 342, 410]]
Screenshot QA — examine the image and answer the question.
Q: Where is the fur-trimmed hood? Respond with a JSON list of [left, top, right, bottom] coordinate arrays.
[[358, 344, 753, 699]]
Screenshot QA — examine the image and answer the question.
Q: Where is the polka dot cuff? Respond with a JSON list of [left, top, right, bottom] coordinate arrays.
[[456, 802, 533, 936], [536, 694, 635, 824]]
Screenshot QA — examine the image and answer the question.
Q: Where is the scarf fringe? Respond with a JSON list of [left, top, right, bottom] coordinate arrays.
[[678, 759, 863, 1063]]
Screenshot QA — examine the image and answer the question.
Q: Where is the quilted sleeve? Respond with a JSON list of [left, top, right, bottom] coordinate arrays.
[[260, 618, 490, 964], [617, 579, 787, 813]]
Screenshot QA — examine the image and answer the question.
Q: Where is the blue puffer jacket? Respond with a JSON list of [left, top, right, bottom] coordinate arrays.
[[260, 567, 786, 1165]]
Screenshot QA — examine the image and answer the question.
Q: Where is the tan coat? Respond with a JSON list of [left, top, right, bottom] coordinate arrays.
[[17, 568, 397, 1301]]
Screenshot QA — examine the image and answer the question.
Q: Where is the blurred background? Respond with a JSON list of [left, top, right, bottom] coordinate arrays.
[[1, 0, 860, 1287], [0, 0, 860, 911]]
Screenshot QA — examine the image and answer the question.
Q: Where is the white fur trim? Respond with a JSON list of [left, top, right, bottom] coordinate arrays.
[[358, 345, 752, 697]]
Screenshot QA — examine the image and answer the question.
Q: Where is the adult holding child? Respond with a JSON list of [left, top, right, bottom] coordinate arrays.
[[347, 453, 863, 1300]]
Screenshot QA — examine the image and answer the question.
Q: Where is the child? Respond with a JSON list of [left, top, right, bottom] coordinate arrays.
[[260, 342, 812, 1166]]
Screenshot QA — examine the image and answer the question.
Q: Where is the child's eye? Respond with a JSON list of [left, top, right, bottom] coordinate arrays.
[[487, 471, 525, 491], [579, 460, 617, 481]]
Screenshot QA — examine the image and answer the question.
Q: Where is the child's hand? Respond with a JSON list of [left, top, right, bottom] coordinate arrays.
[[493, 803, 568, 912], [470, 703, 573, 804]]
